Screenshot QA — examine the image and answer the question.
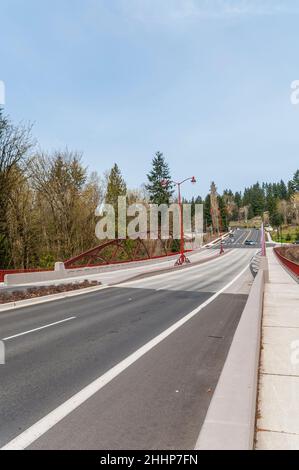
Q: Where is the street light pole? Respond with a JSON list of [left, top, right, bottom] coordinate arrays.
[[161, 176, 196, 266], [177, 182, 184, 263]]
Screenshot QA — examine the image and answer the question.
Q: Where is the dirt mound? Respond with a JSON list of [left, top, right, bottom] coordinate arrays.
[[0, 280, 101, 305], [279, 246, 299, 264]]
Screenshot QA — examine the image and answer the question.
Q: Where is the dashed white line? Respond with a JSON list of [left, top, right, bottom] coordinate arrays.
[[2, 317, 76, 341]]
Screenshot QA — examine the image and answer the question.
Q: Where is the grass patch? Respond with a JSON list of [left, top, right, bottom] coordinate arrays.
[[271, 225, 299, 243]]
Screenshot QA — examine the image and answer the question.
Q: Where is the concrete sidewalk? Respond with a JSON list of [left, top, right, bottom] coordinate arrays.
[[256, 248, 299, 449]]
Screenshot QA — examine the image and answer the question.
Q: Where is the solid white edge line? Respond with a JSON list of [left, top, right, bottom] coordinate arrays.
[[2, 317, 76, 341], [116, 249, 237, 287], [1, 262, 250, 450]]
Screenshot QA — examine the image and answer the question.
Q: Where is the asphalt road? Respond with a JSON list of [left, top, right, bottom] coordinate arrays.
[[215, 228, 262, 249], [0, 229, 261, 294], [0, 246, 215, 293], [0, 236, 255, 449]]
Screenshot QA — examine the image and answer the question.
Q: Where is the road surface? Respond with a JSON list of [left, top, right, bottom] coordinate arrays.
[[0, 230, 257, 449], [0, 245, 217, 293]]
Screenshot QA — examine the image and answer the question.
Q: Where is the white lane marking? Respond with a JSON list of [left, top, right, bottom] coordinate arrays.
[[237, 230, 249, 244], [98, 250, 207, 279], [156, 285, 172, 291], [1, 263, 250, 450], [2, 317, 76, 341], [232, 230, 245, 245], [118, 250, 236, 287]]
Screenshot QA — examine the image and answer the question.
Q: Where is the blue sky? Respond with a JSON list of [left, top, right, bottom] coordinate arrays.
[[1, 0, 299, 197]]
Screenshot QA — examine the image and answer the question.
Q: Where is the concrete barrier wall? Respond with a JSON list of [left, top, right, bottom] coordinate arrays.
[[3, 255, 179, 285], [4, 250, 191, 285], [196, 264, 267, 450], [0, 268, 52, 283], [4, 265, 108, 285]]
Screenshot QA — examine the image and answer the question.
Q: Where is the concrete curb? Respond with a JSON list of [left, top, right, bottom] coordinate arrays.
[[0, 285, 109, 313], [195, 260, 268, 450]]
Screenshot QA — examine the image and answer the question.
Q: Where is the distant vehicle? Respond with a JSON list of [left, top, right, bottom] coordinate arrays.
[[245, 240, 255, 246], [293, 240, 299, 245]]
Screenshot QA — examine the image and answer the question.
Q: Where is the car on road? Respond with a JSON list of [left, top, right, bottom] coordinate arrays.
[[245, 240, 255, 246], [293, 240, 299, 245]]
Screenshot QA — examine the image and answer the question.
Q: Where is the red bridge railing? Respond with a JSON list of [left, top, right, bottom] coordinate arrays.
[[274, 247, 299, 278]]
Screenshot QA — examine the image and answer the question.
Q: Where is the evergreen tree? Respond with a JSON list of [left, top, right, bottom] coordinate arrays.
[[251, 183, 265, 216], [278, 179, 288, 200], [204, 194, 212, 231], [287, 180, 295, 199], [243, 183, 265, 216], [247, 205, 254, 220], [146, 152, 174, 205], [234, 191, 242, 208], [270, 211, 283, 229], [292, 170, 299, 192], [105, 163, 127, 207], [105, 164, 127, 238]]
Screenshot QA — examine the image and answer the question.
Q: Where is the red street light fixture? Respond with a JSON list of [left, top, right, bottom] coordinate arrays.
[[161, 176, 197, 266]]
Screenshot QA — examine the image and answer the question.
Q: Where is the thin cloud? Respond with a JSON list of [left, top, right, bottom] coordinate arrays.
[[118, 0, 299, 24]]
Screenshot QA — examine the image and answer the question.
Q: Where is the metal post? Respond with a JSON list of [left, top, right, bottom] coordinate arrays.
[[178, 183, 185, 264], [261, 222, 266, 257], [161, 176, 196, 266]]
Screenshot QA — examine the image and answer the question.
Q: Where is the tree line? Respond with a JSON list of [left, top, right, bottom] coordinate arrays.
[[0, 109, 298, 269], [146, 152, 299, 232]]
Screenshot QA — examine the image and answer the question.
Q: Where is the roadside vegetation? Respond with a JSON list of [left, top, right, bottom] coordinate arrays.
[[271, 226, 299, 243], [0, 108, 298, 270], [277, 246, 299, 264]]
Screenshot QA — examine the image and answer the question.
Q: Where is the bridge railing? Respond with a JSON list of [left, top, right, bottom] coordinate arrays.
[[250, 251, 263, 278], [274, 247, 299, 279]]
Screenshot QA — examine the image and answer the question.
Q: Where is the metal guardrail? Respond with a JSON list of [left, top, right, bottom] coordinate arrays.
[[250, 251, 263, 278], [274, 247, 299, 279]]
